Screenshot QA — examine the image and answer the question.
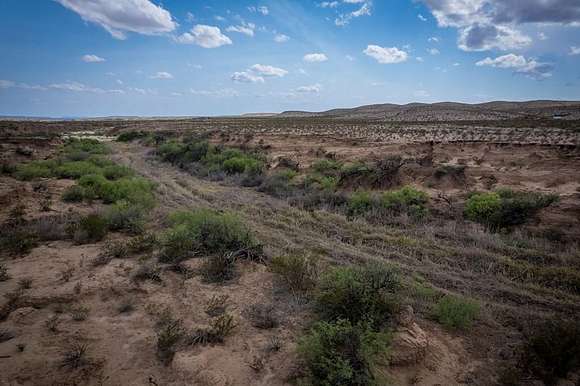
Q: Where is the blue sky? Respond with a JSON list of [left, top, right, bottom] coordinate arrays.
[[1, 0, 580, 117]]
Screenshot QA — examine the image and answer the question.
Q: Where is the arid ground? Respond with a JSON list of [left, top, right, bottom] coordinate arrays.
[[1, 113, 579, 385]]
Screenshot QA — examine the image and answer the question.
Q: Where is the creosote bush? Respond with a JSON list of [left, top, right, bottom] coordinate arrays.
[[433, 295, 479, 330], [270, 255, 318, 293], [465, 189, 558, 230], [70, 213, 108, 244], [159, 209, 260, 264], [298, 319, 390, 386], [315, 263, 400, 328]]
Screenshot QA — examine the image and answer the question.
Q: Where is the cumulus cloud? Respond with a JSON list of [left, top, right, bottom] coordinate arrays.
[[55, 0, 176, 40], [230, 64, 288, 84], [319, 1, 339, 8], [274, 34, 290, 43], [363, 45, 408, 64], [428, 48, 440, 55], [418, 14, 427, 21], [476, 53, 553, 80], [231, 71, 265, 83], [150, 71, 173, 79], [303, 53, 328, 62], [49, 81, 122, 93], [82, 54, 105, 63], [226, 22, 255, 37], [248, 6, 269, 15], [295, 84, 322, 93], [176, 25, 232, 48], [420, 0, 580, 51], [249, 64, 288, 77], [570, 46, 580, 55]]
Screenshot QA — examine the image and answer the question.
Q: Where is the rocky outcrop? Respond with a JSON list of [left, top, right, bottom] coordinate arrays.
[[390, 306, 429, 366]]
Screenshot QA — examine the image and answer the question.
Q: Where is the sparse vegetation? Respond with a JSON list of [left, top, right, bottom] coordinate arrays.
[[189, 313, 237, 346], [155, 317, 183, 365], [71, 213, 108, 244], [433, 295, 479, 330], [298, 319, 390, 386], [199, 252, 237, 283], [245, 303, 279, 329], [270, 255, 318, 293], [0, 265, 9, 281], [60, 342, 90, 370], [465, 189, 558, 230]]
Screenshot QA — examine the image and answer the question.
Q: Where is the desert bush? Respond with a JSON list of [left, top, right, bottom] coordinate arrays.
[[434, 164, 466, 179], [199, 252, 237, 283], [293, 190, 348, 211], [348, 191, 376, 216], [61, 342, 90, 370], [315, 263, 400, 328], [380, 186, 429, 218], [205, 295, 229, 317], [433, 295, 479, 330], [62, 185, 86, 202], [312, 159, 342, 176], [222, 156, 264, 175], [245, 303, 279, 329], [189, 313, 237, 346], [117, 130, 147, 142], [105, 201, 146, 234], [56, 161, 102, 179], [159, 209, 259, 264], [518, 320, 580, 385], [156, 317, 183, 365], [126, 232, 157, 254], [132, 262, 162, 283], [32, 214, 77, 241], [157, 140, 187, 163], [270, 255, 318, 293], [465, 190, 558, 230], [63, 138, 109, 155], [298, 319, 390, 386], [13, 160, 58, 180], [101, 240, 129, 259], [0, 225, 37, 256], [102, 164, 134, 180], [258, 171, 297, 197], [70, 305, 90, 321], [71, 213, 108, 244], [98, 176, 156, 207]]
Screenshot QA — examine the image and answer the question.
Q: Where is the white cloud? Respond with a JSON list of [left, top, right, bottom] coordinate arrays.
[[419, 0, 580, 51], [319, 1, 339, 8], [226, 22, 255, 37], [48, 81, 120, 93], [453, 62, 461, 66], [418, 14, 427, 21], [0, 80, 16, 88], [249, 64, 288, 77], [363, 45, 408, 64], [303, 53, 328, 62], [428, 48, 440, 55], [190, 88, 240, 97], [428, 37, 439, 43], [215, 15, 226, 22], [413, 90, 430, 97], [176, 25, 232, 48], [335, 1, 372, 26], [476, 53, 553, 80], [538, 32, 548, 41], [231, 71, 265, 83], [248, 6, 269, 15], [346, 54, 355, 61], [570, 46, 580, 55], [150, 71, 173, 79], [295, 84, 322, 93], [274, 34, 290, 43], [55, 0, 176, 40], [416, 56, 424, 62], [82, 54, 105, 63]]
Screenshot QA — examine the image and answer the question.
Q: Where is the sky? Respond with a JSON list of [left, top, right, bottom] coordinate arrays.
[[1, 0, 580, 117]]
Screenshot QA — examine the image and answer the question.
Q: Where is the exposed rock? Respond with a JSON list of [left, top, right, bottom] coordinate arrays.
[[390, 306, 429, 366]]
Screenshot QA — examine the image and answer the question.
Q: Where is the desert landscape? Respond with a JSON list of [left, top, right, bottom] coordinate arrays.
[[0, 100, 579, 385]]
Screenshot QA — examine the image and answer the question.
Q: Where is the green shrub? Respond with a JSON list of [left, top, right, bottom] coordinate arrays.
[[102, 165, 134, 180], [105, 201, 146, 234], [298, 319, 390, 386], [99, 177, 156, 207], [56, 161, 102, 179], [63, 138, 109, 155], [433, 295, 479, 330], [312, 159, 342, 175], [72, 213, 108, 244], [315, 263, 400, 327], [159, 209, 258, 264], [158, 141, 186, 163], [465, 190, 558, 230], [0, 226, 37, 256], [117, 130, 147, 142], [380, 186, 429, 218], [519, 320, 580, 385], [13, 160, 58, 180], [348, 191, 376, 216], [258, 171, 297, 198], [62, 185, 85, 202], [222, 156, 263, 175], [270, 255, 318, 293]]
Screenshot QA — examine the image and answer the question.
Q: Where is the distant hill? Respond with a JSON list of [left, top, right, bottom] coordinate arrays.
[[279, 100, 580, 121]]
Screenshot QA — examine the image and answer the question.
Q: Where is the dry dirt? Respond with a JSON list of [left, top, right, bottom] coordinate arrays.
[[1, 117, 579, 385]]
